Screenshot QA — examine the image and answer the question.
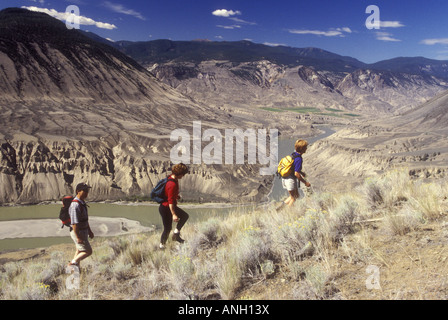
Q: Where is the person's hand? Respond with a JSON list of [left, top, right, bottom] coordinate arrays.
[[77, 238, 84, 244], [89, 230, 94, 239], [305, 181, 311, 188], [173, 214, 180, 222]]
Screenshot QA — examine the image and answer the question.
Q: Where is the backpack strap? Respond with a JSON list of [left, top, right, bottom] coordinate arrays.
[[291, 152, 302, 159], [166, 177, 177, 187], [72, 199, 89, 208], [71, 199, 89, 223]]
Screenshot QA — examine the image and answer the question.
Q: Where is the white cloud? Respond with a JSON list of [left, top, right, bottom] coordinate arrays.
[[212, 9, 242, 17], [289, 29, 342, 37], [263, 42, 286, 47], [434, 50, 448, 60], [228, 17, 257, 26], [376, 32, 401, 42], [102, 1, 145, 20], [22, 6, 117, 29], [421, 38, 448, 45], [288, 27, 352, 37], [217, 25, 241, 30], [380, 21, 405, 28], [212, 9, 256, 31], [338, 27, 352, 33]]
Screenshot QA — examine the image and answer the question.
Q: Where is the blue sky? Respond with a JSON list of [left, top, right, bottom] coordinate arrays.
[[3, 0, 448, 63]]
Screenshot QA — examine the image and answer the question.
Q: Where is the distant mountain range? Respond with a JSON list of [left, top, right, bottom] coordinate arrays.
[[110, 39, 366, 73], [77, 31, 448, 115], [86, 36, 448, 80]]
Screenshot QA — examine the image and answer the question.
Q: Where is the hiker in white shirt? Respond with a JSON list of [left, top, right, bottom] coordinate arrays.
[[68, 183, 94, 269]]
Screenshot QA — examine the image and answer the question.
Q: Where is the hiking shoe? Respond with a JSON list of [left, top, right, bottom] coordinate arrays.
[[67, 261, 79, 267], [275, 202, 286, 212], [172, 233, 185, 243], [67, 261, 80, 273]]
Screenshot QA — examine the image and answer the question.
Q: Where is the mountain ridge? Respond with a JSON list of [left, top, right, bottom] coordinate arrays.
[[109, 39, 367, 73], [77, 31, 448, 115], [81, 33, 448, 79]]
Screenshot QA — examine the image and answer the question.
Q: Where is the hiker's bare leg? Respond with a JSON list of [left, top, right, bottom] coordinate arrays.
[[277, 193, 292, 211], [276, 199, 287, 211], [73, 249, 92, 264], [72, 249, 80, 266], [277, 188, 299, 211], [283, 191, 292, 206], [72, 249, 79, 261], [284, 192, 292, 204], [287, 189, 299, 207]]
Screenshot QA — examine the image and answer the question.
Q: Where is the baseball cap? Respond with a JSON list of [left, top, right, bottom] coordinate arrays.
[[76, 183, 92, 193]]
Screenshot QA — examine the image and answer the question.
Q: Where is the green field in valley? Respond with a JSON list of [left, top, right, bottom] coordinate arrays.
[[260, 107, 361, 118]]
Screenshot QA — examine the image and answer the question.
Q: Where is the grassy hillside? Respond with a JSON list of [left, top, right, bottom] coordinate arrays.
[[1, 169, 447, 300]]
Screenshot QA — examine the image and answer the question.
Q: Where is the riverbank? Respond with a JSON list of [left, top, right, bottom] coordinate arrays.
[[0, 199, 248, 209], [0, 201, 240, 252], [0, 216, 155, 241]]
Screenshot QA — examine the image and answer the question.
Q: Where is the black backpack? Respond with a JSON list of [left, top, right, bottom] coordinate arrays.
[[150, 177, 175, 204]]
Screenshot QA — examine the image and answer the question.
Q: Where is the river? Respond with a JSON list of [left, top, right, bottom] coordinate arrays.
[[0, 126, 335, 252]]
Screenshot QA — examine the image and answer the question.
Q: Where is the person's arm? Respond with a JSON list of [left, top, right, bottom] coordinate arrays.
[[169, 203, 180, 222], [294, 155, 310, 187], [88, 223, 94, 239], [295, 171, 311, 187], [72, 223, 84, 244], [166, 181, 179, 221]]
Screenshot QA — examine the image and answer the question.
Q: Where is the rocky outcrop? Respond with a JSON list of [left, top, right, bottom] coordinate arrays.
[[0, 136, 274, 205], [297, 66, 336, 92], [306, 136, 448, 193], [336, 69, 447, 113]]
